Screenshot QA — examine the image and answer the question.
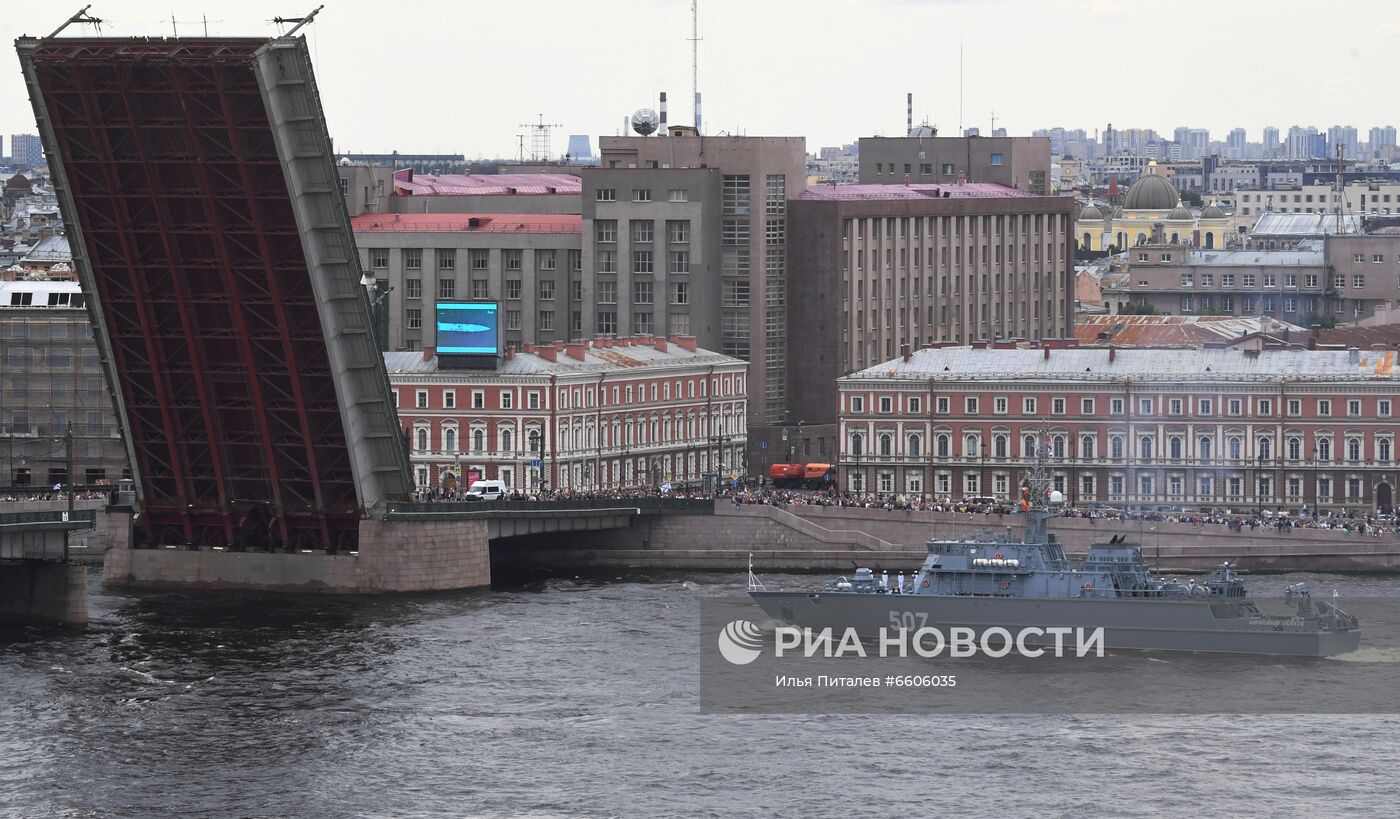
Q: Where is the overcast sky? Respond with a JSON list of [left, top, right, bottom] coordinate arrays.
[[4, 0, 1398, 159]]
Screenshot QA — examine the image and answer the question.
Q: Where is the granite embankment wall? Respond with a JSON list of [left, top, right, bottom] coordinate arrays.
[[103, 518, 491, 592], [493, 502, 1400, 574], [0, 564, 88, 624]]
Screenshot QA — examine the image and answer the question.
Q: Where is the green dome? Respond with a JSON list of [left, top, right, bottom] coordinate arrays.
[[1168, 204, 1193, 221]]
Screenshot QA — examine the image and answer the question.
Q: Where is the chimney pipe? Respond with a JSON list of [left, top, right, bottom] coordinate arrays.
[[1043, 346, 1050, 361], [659, 91, 667, 130], [1109, 346, 1116, 363], [423, 346, 435, 362], [902, 343, 911, 362], [907, 92, 913, 136]]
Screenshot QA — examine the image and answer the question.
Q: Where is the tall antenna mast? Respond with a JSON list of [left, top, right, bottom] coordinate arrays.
[[990, 110, 997, 134], [690, 0, 702, 132], [518, 115, 562, 162], [1335, 141, 1345, 234], [958, 41, 964, 135]]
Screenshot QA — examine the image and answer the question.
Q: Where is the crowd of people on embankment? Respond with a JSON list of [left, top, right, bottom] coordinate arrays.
[[0, 490, 112, 503], [723, 488, 1400, 539]]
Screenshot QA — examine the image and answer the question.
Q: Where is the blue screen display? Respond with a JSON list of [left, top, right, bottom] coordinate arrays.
[[436, 302, 499, 355]]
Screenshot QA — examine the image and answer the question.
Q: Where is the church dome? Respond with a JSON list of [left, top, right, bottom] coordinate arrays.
[[1123, 172, 1179, 210], [1201, 201, 1227, 219], [1168, 204, 1193, 221], [1078, 202, 1103, 221]]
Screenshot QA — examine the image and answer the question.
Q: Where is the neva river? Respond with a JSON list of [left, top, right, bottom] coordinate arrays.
[[3, 572, 1400, 818]]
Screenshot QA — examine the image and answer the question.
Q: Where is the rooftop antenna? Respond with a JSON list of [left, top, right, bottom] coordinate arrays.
[[47, 5, 104, 38], [519, 115, 562, 162], [990, 110, 997, 134], [689, 0, 702, 132], [272, 5, 323, 37], [958, 41, 964, 135], [1334, 142, 1345, 234]]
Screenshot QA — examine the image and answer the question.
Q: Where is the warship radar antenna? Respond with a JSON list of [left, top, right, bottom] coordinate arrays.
[[1021, 427, 1063, 545]]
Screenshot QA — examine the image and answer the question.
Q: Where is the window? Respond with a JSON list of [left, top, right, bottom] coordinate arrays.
[[632, 220, 654, 243], [908, 397, 921, 414], [370, 249, 388, 269], [851, 396, 865, 413], [1381, 400, 1392, 418], [994, 397, 1008, 414], [472, 391, 485, 409], [1110, 398, 1124, 415], [990, 153, 1004, 166], [538, 311, 555, 331], [1023, 397, 1037, 415], [597, 311, 617, 334], [437, 249, 456, 270], [406, 308, 422, 329], [538, 250, 556, 271], [670, 282, 689, 305], [668, 189, 688, 202], [1052, 398, 1065, 415], [438, 278, 456, 299], [632, 189, 652, 202], [632, 250, 654, 274], [415, 390, 428, 409], [471, 280, 489, 300], [936, 396, 950, 414], [505, 279, 522, 300], [879, 396, 893, 413], [1318, 438, 1332, 461], [1139, 436, 1153, 460], [405, 278, 422, 299], [595, 220, 617, 243], [596, 188, 616, 202], [1139, 398, 1153, 416], [1110, 436, 1124, 459], [1258, 399, 1272, 416], [965, 397, 979, 414], [1169, 399, 1183, 416], [1318, 399, 1332, 417], [1348, 399, 1361, 417], [1228, 399, 1242, 416], [505, 309, 521, 330], [504, 250, 522, 271], [633, 281, 654, 305], [403, 249, 422, 270]]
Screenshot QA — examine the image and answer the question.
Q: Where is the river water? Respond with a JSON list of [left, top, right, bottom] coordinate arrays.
[[3, 571, 1400, 818]]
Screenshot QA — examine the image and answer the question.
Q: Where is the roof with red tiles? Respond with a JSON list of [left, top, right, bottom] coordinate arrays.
[[795, 182, 1046, 201], [391, 171, 581, 197], [349, 213, 581, 234]]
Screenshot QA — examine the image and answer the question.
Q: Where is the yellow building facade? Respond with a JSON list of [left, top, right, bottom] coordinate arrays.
[[1076, 160, 1230, 252]]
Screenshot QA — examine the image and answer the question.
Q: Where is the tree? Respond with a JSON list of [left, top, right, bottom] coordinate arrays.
[[1300, 312, 1337, 329], [1120, 301, 1158, 315], [1180, 190, 1203, 207]]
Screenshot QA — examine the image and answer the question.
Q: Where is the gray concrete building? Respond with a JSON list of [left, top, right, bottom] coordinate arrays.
[[781, 181, 1077, 462], [597, 135, 806, 429], [579, 166, 721, 353], [1106, 230, 1400, 324], [1, 280, 127, 489], [857, 136, 1051, 193], [350, 213, 583, 352]]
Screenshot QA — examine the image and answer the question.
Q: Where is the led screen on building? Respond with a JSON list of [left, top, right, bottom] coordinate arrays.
[[436, 301, 499, 356]]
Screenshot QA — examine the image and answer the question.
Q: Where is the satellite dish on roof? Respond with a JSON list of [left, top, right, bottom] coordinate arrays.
[[631, 108, 660, 136]]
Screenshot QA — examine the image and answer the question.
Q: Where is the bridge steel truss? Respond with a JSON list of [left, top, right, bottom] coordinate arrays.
[[16, 36, 412, 552]]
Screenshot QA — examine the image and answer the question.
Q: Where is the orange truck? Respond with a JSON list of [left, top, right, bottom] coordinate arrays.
[[768, 463, 836, 490]]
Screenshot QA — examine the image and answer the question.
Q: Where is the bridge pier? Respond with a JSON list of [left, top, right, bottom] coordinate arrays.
[[103, 518, 491, 593], [0, 563, 88, 626]]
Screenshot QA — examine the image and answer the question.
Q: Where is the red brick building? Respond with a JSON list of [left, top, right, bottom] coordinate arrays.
[[385, 335, 747, 493], [837, 340, 1400, 513]]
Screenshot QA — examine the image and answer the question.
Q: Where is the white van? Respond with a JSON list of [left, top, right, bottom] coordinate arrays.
[[465, 479, 509, 501]]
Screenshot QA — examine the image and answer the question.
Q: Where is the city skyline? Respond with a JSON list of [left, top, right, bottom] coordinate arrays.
[[3, 0, 1400, 160]]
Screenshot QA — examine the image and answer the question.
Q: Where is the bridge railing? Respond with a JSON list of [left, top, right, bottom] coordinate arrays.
[[0, 509, 97, 529], [385, 497, 714, 518]]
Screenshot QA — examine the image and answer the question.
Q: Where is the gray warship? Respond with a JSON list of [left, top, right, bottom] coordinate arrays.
[[750, 439, 1361, 657]]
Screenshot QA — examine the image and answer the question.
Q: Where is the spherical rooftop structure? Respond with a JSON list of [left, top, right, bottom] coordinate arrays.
[[1123, 173, 1179, 211], [1168, 204, 1193, 221], [1201, 201, 1227, 219], [1078, 202, 1104, 221]]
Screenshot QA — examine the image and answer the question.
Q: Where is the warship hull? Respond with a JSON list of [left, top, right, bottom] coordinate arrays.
[[750, 591, 1361, 657]]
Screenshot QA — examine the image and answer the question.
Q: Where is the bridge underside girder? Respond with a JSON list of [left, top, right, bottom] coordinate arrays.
[[21, 39, 364, 551]]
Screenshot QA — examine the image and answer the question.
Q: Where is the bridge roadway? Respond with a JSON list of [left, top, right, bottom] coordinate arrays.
[[384, 498, 714, 540], [0, 509, 96, 624]]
